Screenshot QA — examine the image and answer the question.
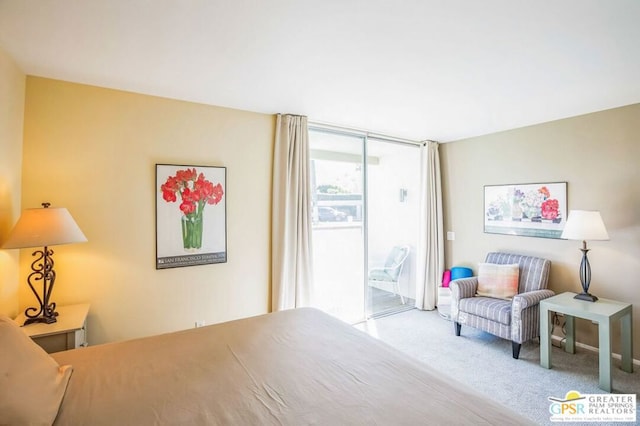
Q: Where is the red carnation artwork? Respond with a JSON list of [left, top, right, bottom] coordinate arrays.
[[160, 167, 224, 250]]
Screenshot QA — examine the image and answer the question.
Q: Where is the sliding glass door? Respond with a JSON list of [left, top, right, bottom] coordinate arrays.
[[309, 128, 421, 323], [309, 130, 365, 323], [366, 138, 421, 317]]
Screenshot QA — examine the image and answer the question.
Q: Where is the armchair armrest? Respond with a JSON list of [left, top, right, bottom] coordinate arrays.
[[450, 277, 478, 301], [511, 289, 555, 343], [449, 277, 478, 323], [512, 289, 555, 313]]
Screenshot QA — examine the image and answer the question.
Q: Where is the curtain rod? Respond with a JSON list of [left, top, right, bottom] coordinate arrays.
[[308, 120, 423, 146]]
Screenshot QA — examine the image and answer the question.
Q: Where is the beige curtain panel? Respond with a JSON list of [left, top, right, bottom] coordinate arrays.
[[415, 141, 444, 310], [271, 114, 314, 311]]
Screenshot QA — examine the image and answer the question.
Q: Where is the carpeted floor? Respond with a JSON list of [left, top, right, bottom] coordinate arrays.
[[354, 308, 639, 426]]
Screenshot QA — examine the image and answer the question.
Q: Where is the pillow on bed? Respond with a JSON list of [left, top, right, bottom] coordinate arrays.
[[476, 263, 520, 299], [0, 315, 73, 425]]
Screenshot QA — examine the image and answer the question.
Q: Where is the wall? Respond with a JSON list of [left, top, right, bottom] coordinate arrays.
[[21, 77, 275, 344], [0, 46, 25, 317], [441, 103, 640, 356]]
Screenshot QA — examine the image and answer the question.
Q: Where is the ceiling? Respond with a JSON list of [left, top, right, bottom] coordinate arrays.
[[1, 0, 639, 142]]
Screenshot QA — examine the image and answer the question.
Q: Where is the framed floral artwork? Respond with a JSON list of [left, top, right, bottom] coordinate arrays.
[[156, 164, 227, 269], [484, 182, 567, 239]]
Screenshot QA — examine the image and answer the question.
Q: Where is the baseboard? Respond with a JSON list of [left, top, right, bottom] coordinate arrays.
[[551, 335, 640, 367]]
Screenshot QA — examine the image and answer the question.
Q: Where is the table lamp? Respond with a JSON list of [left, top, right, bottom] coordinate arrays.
[[560, 210, 609, 302], [2, 202, 87, 324]]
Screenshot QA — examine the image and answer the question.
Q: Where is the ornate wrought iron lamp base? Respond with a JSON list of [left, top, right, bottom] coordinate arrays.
[[23, 311, 58, 325], [23, 241, 60, 325]]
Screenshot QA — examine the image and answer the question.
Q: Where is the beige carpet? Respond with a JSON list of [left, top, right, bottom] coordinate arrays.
[[355, 308, 639, 426]]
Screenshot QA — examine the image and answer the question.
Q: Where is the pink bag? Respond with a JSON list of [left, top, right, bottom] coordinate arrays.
[[442, 269, 451, 287]]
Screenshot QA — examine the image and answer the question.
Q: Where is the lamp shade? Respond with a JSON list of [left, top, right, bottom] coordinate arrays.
[[561, 210, 609, 241], [2, 206, 87, 249]]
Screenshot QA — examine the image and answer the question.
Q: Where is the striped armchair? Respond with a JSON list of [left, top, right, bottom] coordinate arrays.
[[450, 252, 553, 359]]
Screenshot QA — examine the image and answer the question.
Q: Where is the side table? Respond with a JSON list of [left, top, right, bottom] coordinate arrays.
[[14, 303, 90, 353], [540, 292, 633, 392]]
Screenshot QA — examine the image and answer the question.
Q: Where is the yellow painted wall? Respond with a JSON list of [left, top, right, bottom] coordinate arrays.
[[441, 104, 640, 356], [0, 46, 25, 317], [21, 77, 275, 344]]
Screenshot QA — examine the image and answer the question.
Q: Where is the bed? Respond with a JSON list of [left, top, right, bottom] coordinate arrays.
[[1, 308, 533, 425]]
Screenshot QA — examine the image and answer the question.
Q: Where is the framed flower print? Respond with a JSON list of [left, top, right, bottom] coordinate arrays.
[[484, 182, 567, 239], [156, 164, 227, 269]]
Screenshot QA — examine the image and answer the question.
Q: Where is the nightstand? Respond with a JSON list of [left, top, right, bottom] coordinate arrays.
[[540, 292, 632, 392], [14, 303, 90, 353]]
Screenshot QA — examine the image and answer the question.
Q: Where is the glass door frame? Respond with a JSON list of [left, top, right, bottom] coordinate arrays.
[[308, 123, 421, 322]]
